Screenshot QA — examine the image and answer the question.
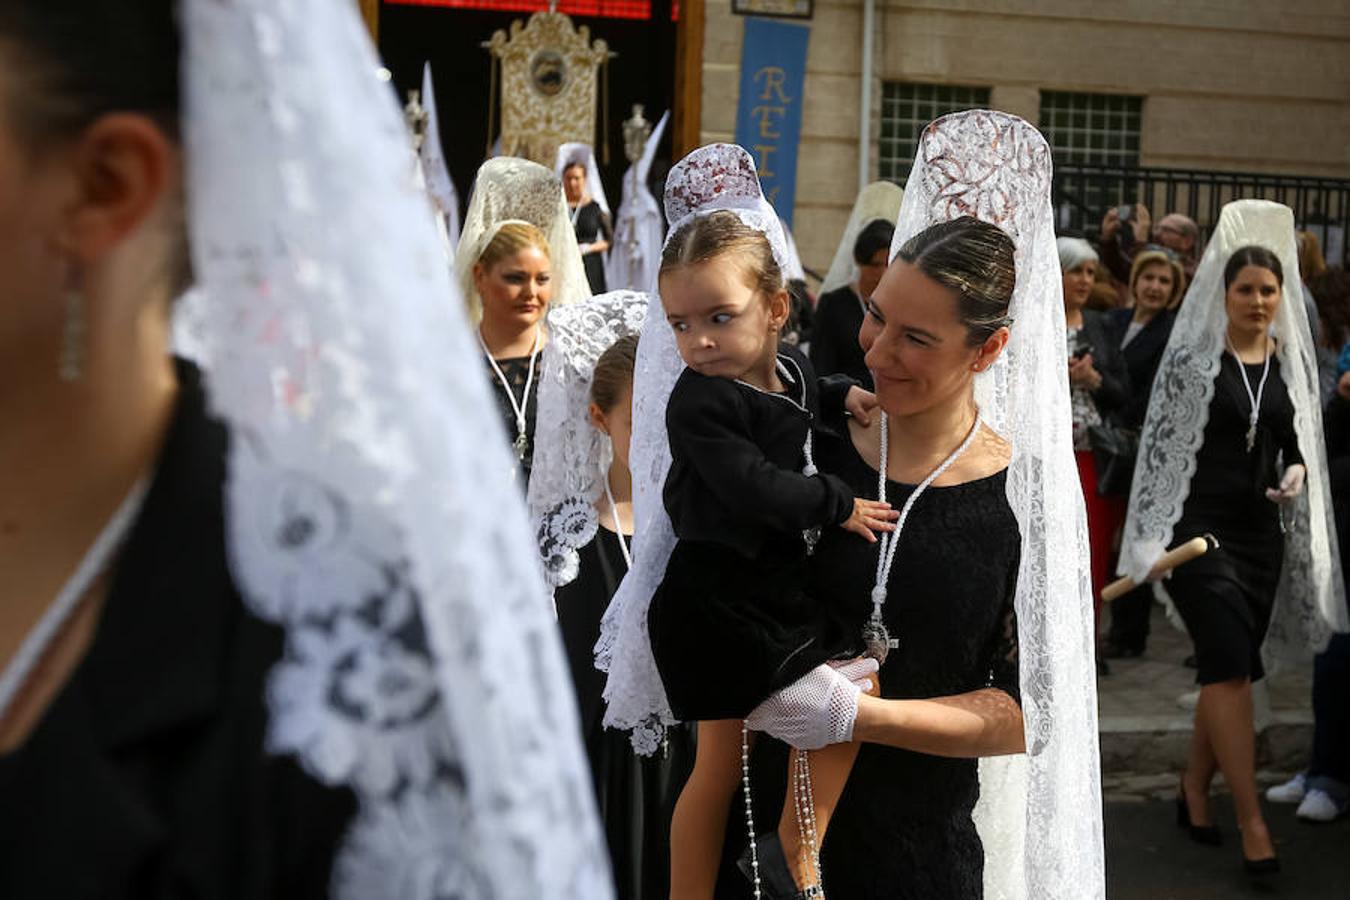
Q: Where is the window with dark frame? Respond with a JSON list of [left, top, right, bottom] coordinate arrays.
[[879, 83, 992, 183]]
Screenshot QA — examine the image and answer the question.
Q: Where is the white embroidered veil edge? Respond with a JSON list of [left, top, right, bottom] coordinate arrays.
[[1119, 199, 1348, 660], [179, 1, 611, 896], [528, 290, 651, 588], [888, 110, 1103, 900], [595, 142, 796, 754], [453, 156, 592, 323], [819, 180, 904, 295]]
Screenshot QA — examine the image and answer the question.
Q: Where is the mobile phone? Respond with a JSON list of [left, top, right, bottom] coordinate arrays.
[[1117, 204, 1133, 222], [1071, 343, 1093, 361]]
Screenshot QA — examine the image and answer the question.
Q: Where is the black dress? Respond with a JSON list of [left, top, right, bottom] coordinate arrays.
[[571, 200, 612, 294], [484, 351, 543, 483], [0, 362, 356, 900], [647, 348, 856, 720], [717, 429, 1022, 899], [1167, 354, 1302, 685], [809, 285, 873, 389], [555, 527, 694, 900]]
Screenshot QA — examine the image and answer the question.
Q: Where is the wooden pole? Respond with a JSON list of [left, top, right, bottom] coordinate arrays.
[[673, 0, 704, 158], [359, 0, 380, 43], [1101, 534, 1218, 603]]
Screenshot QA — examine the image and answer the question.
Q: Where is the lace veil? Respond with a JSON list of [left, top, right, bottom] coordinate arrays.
[[888, 110, 1103, 899], [528, 290, 650, 587], [819, 180, 904, 295], [554, 142, 611, 217], [1119, 200, 1348, 657], [454, 156, 591, 322], [419, 62, 462, 248], [605, 111, 670, 294], [596, 143, 796, 753], [179, 1, 611, 895]]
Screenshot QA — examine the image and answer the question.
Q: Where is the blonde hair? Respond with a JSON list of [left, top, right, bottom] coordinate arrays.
[[1128, 249, 1185, 310], [659, 210, 783, 299], [478, 221, 550, 271], [1297, 230, 1327, 282]]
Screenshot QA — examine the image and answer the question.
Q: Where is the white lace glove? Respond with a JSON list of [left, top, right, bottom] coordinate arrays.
[[745, 657, 879, 750], [1265, 463, 1306, 504]]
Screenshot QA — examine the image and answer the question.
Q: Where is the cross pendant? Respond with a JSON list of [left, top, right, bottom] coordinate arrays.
[[513, 431, 528, 460]]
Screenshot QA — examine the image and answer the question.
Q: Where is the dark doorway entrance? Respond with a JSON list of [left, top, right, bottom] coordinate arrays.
[[379, 2, 678, 223]]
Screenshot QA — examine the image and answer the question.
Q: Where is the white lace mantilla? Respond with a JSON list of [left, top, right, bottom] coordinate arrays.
[[892, 110, 1103, 900], [605, 111, 670, 294], [528, 291, 649, 586], [454, 155, 592, 322], [596, 144, 795, 754], [1120, 200, 1348, 660], [820, 180, 904, 296], [181, 1, 612, 897]]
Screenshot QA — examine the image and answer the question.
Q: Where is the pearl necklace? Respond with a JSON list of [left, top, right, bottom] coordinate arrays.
[[479, 326, 542, 461], [865, 407, 985, 663]]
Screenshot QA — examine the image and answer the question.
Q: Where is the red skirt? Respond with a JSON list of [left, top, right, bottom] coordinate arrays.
[[1075, 450, 1126, 626]]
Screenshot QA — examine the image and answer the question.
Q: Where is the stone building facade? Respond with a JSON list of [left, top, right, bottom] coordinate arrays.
[[697, 0, 1350, 276]]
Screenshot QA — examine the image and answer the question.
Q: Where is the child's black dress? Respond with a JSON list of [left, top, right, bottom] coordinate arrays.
[[647, 346, 856, 721]]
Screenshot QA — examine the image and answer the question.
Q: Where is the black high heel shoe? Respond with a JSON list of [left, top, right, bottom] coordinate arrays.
[[737, 832, 823, 899], [1175, 781, 1223, 846], [1243, 855, 1281, 878]]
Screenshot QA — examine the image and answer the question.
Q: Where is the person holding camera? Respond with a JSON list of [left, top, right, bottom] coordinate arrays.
[[1100, 204, 1200, 288], [1060, 238, 1131, 671]]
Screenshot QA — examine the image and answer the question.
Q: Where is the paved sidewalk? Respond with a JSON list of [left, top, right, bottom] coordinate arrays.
[[1097, 604, 1313, 777]]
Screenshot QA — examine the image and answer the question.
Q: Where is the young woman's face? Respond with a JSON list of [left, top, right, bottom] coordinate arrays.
[[0, 70, 76, 375], [1132, 262, 1175, 314], [860, 260, 1006, 418], [660, 255, 786, 381], [1061, 262, 1096, 312], [1224, 264, 1282, 340], [474, 244, 553, 329], [590, 385, 633, 471], [856, 248, 889, 301], [562, 165, 586, 204]]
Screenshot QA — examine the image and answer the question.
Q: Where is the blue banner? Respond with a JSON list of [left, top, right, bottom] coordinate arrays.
[[734, 18, 810, 229]]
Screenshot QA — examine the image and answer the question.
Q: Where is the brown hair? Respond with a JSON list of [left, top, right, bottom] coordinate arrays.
[[659, 210, 783, 299], [1297, 231, 1328, 282], [590, 333, 640, 413], [1128, 250, 1185, 310], [478, 222, 551, 271], [1309, 266, 1350, 351], [893, 216, 1016, 346]]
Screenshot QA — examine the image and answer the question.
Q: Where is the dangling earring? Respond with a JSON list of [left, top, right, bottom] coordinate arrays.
[[58, 276, 87, 383]]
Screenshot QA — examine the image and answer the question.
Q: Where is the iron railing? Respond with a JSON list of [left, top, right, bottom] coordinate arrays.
[[1052, 163, 1350, 268]]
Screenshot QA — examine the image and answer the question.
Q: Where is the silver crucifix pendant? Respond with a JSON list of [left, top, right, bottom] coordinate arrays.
[[513, 431, 528, 460], [862, 619, 898, 664]]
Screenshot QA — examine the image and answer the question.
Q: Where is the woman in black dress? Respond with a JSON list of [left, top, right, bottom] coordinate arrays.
[[1122, 201, 1346, 877], [1103, 247, 1185, 658], [471, 221, 554, 482], [0, 2, 610, 896], [551, 334, 695, 900], [563, 158, 613, 294], [810, 219, 894, 388], [732, 111, 1105, 900]]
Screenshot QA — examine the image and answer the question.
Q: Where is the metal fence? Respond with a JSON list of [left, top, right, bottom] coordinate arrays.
[[1052, 163, 1350, 269]]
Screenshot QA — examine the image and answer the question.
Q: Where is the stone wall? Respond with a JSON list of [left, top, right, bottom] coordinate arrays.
[[699, 0, 1350, 277]]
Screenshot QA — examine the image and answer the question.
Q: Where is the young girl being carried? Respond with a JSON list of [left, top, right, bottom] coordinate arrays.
[[641, 145, 893, 899]]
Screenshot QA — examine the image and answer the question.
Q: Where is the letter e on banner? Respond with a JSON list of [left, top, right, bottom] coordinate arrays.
[[733, 19, 809, 229]]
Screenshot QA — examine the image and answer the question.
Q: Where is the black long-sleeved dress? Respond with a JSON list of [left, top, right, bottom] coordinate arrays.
[[1167, 353, 1303, 684], [484, 352, 543, 484], [647, 348, 856, 721], [716, 427, 1022, 899], [555, 528, 693, 900], [809, 285, 873, 389], [571, 200, 612, 294], [0, 362, 355, 899]]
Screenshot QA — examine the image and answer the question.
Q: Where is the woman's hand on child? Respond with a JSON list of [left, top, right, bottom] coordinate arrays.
[[842, 498, 898, 543], [745, 657, 880, 749], [844, 386, 880, 426]]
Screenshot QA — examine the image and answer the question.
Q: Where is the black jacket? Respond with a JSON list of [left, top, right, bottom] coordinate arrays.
[[809, 286, 873, 389], [1105, 308, 1177, 428], [1075, 308, 1131, 423]]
